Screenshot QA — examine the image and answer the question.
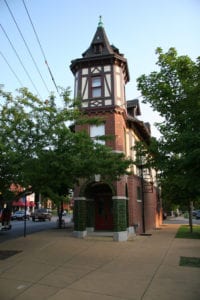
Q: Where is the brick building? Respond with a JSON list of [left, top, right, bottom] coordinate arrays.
[[70, 18, 162, 241]]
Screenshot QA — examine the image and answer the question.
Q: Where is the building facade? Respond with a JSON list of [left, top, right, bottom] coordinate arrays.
[[70, 18, 162, 241]]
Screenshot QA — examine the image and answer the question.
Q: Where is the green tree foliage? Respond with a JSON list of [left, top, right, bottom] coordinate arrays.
[[0, 88, 131, 221], [137, 48, 200, 230]]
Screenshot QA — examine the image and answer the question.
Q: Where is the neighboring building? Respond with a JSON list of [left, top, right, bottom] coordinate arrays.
[[70, 17, 162, 241], [12, 193, 35, 211], [10, 184, 35, 212]]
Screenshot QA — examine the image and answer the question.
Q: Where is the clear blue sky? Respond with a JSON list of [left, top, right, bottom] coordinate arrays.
[[0, 0, 199, 137]]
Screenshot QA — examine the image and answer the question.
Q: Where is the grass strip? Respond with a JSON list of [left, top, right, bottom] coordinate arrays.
[[175, 225, 200, 239], [180, 256, 200, 268]]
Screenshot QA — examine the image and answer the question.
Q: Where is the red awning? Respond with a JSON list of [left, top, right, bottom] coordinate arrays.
[[12, 200, 35, 207]]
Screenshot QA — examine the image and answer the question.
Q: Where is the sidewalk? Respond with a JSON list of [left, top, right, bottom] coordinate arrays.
[[0, 224, 200, 300]]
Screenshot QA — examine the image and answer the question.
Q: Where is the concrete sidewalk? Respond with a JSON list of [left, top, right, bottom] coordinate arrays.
[[0, 224, 200, 300]]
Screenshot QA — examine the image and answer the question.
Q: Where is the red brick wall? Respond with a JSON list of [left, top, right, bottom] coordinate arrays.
[[74, 110, 162, 233], [75, 110, 126, 150], [127, 175, 160, 234], [127, 176, 143, 232]]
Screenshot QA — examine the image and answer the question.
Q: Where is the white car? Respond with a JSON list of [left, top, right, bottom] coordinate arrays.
[[11, 210, 30, 220]]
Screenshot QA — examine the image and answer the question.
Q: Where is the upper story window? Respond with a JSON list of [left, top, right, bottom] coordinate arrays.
[[90, 124, 105, 145], [91, 76, 102, 98]]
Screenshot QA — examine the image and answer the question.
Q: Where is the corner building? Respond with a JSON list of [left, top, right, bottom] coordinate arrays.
[[70, 18, 162, 241]]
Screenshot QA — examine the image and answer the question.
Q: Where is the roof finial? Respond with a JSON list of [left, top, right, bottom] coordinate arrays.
[[98, 15, 104, 28]]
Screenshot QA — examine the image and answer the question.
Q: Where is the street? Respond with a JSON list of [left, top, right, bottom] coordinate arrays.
[[0, 215, 73, 244], [164, 216, 200, 225]]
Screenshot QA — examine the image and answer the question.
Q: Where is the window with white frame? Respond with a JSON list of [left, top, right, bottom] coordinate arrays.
[[91, 76, 102, 98], [90, 124, 105, 145]]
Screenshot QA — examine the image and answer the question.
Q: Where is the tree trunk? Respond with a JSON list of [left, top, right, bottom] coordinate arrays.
[[58, 200, 64, 229], [188, 201, 193, 233]]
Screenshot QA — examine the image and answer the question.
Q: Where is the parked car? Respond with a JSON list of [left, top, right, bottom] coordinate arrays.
[[192, 210, 198, 217], [11, 210, 30, 220], [31, 209, 52, 221], [196, 210, 200, 219]]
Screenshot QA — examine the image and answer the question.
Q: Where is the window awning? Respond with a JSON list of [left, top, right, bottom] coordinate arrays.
[[12, 200, 35, 207]]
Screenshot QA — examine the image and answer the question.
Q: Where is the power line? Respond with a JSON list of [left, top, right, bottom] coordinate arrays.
[[0, 50, 24, 87], [22, 0, 59, 94], [0, 23, 42, 98], [4, 0, 50, 94]]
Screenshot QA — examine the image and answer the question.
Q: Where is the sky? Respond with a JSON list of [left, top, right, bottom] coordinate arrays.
[[0, 0, 199, 138]]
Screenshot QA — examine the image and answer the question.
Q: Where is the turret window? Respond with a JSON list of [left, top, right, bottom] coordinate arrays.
[[94, 44, 103, 54], [91, 76, 102, 98]]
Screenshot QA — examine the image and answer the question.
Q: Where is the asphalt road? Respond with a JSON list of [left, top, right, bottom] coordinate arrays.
[[0, 215, 73, 244]]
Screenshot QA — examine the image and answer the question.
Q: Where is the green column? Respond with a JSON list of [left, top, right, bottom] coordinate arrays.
[[73, 197, 87, 232], [112, 196, 127, 232], [126, 198, 129, 228]]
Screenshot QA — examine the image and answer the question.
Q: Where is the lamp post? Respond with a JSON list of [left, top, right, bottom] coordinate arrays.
[[94, 174, 101, 182], [23, 193, 27, 237]]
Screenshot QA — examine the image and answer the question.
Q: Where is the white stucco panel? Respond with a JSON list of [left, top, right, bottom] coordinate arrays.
[[82, 77, 88, 99], [104, 65, 111, 72], [104, 74, 111, 96], [82, 68, 88, 75]]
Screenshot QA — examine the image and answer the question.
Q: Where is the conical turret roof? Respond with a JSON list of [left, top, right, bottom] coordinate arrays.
[[70, 17, 129, 83], [82, 16, 116, 57]]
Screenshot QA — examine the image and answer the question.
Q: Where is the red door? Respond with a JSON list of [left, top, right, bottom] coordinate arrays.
[[95, 195, 113, 230]]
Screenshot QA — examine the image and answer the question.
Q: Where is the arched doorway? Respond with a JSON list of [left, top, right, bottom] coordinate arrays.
[[84, 182, 113, 231]]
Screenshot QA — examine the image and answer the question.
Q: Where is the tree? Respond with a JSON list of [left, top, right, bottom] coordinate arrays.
[[0, 87, 132, 227], [137, 47, 200, 231], [0, 88, 34, 209]]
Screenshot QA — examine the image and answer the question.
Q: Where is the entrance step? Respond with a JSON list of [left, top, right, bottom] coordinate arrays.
[[85, 231, 113, 241]]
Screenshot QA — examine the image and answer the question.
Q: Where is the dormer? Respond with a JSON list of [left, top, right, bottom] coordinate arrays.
[[127, 99, 141, 118]]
